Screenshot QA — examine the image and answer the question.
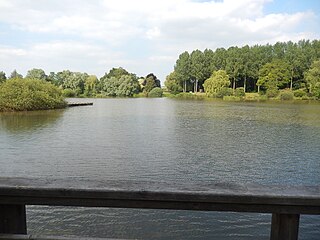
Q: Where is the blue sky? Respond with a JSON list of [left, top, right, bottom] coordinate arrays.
[[0, 0, 319, 82]]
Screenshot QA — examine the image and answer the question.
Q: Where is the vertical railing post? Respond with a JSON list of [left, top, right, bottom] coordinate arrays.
[[0, 204, 27, 234], [270, 213, 300, 240]]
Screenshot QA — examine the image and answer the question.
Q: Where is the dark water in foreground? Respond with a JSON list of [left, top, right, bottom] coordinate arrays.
[[0, 98, 319, 239]]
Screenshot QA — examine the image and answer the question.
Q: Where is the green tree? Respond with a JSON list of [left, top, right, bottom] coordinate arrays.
[[212, 47, 227, 70], [257, 59, 290, 92], [203, 49, 215, 78], [148, 87, 163, 97], [26, 68, 48, 81], [100, 76, 119, 97], [116, 75, 140, 97], [100, 75, 140, 97], [305, 60, 320, 97], [225, 47, 241, 91], [285, 41, 305, 90], [60, 71, 87, 95], [172, 39, 320, 94], [174, 51, 191, 92], [190, 50, 206, 92], [165, 71, 182, 93], [0, 71, 6, 83], [103, 67, 130, 79], [84, 75, 98, 97], [142, 73, 160, 93], [203, 70, 230, 96], [100, 67, 141, 97], [9, 69, 23, 79], [144, 77, 157, 93]]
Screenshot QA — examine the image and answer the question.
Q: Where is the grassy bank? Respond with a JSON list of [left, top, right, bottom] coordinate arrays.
[[164, 91, 318, 102]]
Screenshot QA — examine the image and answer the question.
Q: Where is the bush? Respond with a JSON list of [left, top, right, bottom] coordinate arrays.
[[266, 88, 279, 98], [215, 87, 233, 98], [293, 89, 307, 97], [279, 90, 294, 100], [0, 78, 67, 111], [312, 86, 320, 99], [234, 87, 245, 97], [148, 87, 163, 98], [62, 88, 77, 97]]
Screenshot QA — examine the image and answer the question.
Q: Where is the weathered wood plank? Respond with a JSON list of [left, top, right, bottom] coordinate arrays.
[[0, 234, 130, 240], [270, 213, 300, 240], [67, 103, 93, 107], [0, 177, 319, 214], [0, 205, 26, 234]]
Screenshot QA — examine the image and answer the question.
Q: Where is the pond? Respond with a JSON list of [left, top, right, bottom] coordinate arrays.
[[0, 98, 319, 239]]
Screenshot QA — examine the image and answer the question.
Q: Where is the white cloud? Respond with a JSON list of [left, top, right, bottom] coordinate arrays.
[[0, 0, 319, 81]]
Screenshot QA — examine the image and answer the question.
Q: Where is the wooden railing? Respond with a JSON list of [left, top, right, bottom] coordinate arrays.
[[0, 177, 319, 240]]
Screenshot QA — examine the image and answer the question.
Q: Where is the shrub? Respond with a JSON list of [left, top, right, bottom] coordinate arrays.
[[215, 87, 233, 98], [0, 78, 67, 111], [266, 88, 279, 98], [279, 90, 294, 100], [148, 87, 163, 98], [312, 85, 320, 99], [293, 89, 307, 97], [62, 88, 77, 97], [234, 87, 245, 97]]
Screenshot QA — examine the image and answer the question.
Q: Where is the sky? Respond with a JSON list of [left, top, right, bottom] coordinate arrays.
[[0, 0, 319, 82]]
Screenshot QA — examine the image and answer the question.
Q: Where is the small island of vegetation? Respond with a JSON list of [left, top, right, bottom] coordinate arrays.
[[0, 78, 67, 112]]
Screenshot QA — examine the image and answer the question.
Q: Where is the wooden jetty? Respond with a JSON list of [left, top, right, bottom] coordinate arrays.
[[67, 102, 93, 107], [0, 177, 319, 240]]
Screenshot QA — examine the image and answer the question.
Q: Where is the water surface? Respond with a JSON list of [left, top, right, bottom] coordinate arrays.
[[0, 98, 319, 239]]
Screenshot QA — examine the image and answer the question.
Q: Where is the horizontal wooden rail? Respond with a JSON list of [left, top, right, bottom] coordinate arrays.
[[0, 177, 319, 240]]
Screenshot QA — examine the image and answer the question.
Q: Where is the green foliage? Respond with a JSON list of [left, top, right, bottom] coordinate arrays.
[[190, 49, 207, 89], [279, 90, 294, 100], [234, 87, 245, 97], [0, 71, 7, 83], [141, 73, 161, 93], [173, 40, 320, 93], [216, 87, 233, 98], [9, 70, 23, 79], [203, 70, 230, 97], [26, 68, 48, 81], [100, 75, 140, 97], [257, 59, 291, 91], [116, 75, 141, 97], [170, 92, 205, 100], [0, 78, 66, 111], [293, 89, 307, 97], [61, 71, 87, 95], [103, 67, 130, 79], [266, 88, 279, 98], [165, 71, 183, 93], [99, 67, 141, 97], [223, 96, 241, 101], [148, 87, 163, 98], [143, 77, 157, 93], [62, 88, 77, 97], [174, 51, 191, 91], [305, 60, 320, 97], [84, 75, 98, 97]]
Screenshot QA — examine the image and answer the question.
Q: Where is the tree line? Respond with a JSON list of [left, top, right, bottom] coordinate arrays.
[[0, 68, 162, 98], [165, 39, 320, 98], [1, 39, 320, 100]]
